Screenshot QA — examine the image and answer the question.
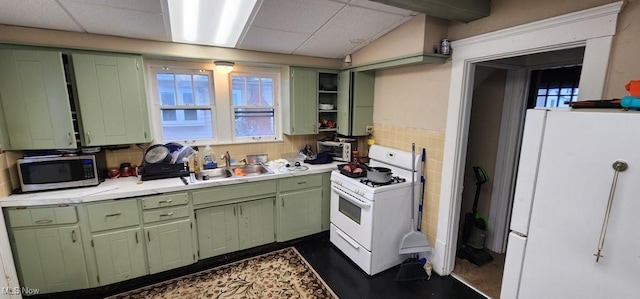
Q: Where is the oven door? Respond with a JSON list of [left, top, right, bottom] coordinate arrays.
[[330, 183, 373, 250]]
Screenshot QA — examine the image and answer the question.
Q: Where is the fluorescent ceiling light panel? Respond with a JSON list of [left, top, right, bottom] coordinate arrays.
[[168, 0, 257, 48]]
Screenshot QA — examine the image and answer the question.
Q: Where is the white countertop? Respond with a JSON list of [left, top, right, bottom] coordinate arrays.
[[0, 162, 342, 207]]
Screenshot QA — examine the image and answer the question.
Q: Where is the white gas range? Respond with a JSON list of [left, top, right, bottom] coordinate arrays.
[[329, 145, 421, 275]]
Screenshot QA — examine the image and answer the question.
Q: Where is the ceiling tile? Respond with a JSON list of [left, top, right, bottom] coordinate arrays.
[[250, 0, 345, 34], [295, 5, 408, 58], [59, 0, 169, 41], [0, 0, 84, 32], [238, 26, 310, 55]]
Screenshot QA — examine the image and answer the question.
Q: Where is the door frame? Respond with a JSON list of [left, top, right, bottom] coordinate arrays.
[[433, 1, 623, 275]]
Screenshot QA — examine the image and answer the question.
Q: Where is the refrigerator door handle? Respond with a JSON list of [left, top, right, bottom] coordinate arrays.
[[594, 160, 628, 262]]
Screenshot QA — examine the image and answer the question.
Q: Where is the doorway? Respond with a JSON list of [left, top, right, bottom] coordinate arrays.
[[451, 52, 584, 298], [434, 2, 622, 281]]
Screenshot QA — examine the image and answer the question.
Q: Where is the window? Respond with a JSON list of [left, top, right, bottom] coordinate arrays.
[[231, 73, 278, 140], [529, 65, 582, 108], [149, 63, 281, 145], [154, 69, 214, 142]]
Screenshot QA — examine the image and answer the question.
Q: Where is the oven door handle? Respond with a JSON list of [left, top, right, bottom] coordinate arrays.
[[333, 187, 371, 209], [336, 229, 360, 250]]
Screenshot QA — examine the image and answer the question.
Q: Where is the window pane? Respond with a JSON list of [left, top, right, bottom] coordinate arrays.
[[162, 110, 176, 121], [548, 88, 560, 96], [558, 96, 572, 107], [231, 76, 246, 106], [176, 74, 193, 105], [247, 77, 261, 106], [161, 109, 213, 140], [193, 75, 211, 105], [261, 78, 273, 105], [234, 108, 275, 137], [573, 88, 579, 95], [157, 73, 176, 106], [546, 96, 558, 107], [560, 88, 573, 95], [537, 88, 547, 96], [536, 96, 546, 107]]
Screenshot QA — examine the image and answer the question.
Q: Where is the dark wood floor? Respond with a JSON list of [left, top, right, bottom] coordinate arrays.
[[33, 232, 485, 299]]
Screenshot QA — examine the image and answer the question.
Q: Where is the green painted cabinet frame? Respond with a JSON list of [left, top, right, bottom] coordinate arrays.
[[277, 174, 324, 242], [72, 53, 151, 146], [0, 49, 76, 150], [337, 70, 374, 136]]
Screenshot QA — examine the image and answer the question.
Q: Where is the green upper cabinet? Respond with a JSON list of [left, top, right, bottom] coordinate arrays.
[[285, 67, 318, 135], [0, 49, 76, 150], [72, 53, 151, 146], [337, 70, 374, 136]]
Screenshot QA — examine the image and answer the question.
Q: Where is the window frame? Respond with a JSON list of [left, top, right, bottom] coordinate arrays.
[[146, 60, 283, 146]]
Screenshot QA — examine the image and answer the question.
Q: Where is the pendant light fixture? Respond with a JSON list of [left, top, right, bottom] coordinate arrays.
[[214, 61, 235, 74]]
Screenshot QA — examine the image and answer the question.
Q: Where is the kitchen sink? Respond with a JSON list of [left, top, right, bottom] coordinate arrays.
[[230, 164, 273, 176], [200, 168, 233, 179]]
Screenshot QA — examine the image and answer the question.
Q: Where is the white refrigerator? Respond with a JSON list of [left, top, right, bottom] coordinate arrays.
[[501, 109, 640, 299]]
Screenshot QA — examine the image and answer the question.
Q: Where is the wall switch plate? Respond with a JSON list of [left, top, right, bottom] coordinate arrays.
[[365, 125, 374, 133]]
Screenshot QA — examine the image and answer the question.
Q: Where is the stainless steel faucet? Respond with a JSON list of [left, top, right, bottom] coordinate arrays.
[[221, 151, 231, 167]]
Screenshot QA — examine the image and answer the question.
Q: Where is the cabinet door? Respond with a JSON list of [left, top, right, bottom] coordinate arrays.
[[287, 67, 318, 135], [278, 189, 322, 242], [336, 70, 351, 136], [238, 198, 275, 249], [336, 70, 374, 136], [195, 205, 239, 259], [145, 219, 195, 274], [351, 71, 374, 136], [92, 228, 146, 285], [12, 226, 88, 293], [73, 53, 150, 146], [0, 50, 76, 149], [321, 172, 331, 231]]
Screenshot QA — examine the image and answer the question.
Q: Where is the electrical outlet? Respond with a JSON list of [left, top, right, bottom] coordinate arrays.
[[365, 125, 374, 134]]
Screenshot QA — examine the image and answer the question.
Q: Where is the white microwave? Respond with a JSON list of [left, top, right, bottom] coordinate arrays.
[[317, 140, 357, 162]]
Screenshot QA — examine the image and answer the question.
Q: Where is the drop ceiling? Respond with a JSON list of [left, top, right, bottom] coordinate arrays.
[[0, 0, 419, 59]]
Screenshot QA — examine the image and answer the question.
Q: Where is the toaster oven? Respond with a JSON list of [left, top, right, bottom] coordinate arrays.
[[317, 140, 357, 162]]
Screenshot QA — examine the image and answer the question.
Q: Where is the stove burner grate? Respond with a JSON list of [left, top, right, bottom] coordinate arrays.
[[359, 176, 406, 187]]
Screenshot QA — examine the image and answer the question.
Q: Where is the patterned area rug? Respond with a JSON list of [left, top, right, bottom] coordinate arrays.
[[108, 247, 338, 299]]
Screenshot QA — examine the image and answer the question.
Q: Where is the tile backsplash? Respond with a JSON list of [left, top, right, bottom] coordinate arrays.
[[372, 123, 445, 247]]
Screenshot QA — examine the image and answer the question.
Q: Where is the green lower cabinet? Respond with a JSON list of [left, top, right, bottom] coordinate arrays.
[[92, 227, 146, 285], [196, 205, 239, 259], [238, 198, 276, 250], [145, 219, 195, 274], [278, 188, 322, 242], [12, 225, 88, 293], [196, 198, 275, 259]]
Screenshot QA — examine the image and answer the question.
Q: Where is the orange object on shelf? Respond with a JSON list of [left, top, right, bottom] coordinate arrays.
[[625, 80, 640, 97]]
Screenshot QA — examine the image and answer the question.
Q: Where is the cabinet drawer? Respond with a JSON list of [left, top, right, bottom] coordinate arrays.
[[87, 200, 140, 232], [192, 180, 277, 206], [6, 206, 77, 228], [142, 206, 190, 224], [279, 174, 322, 192], [141, 193, 189, 210]]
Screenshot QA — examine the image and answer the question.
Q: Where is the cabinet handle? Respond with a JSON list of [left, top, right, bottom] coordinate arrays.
[[158, 199, 173, 204], [71, 230, 77, 243], [67, 132, 73, 145], [282, 199, 285, 207], [160, 212, 174, 217], [144, 131, 148, 139], [297, 181, 307, 185], [135, 232, 139, 244], [86, 132, 91, 144], [105, 212, 122, 217], [35, 219, 53, 224], [234, 206, 236, 216], [147, 231, 151, 242], [240, 207, 243, 215], [594, 160, 628, 262]]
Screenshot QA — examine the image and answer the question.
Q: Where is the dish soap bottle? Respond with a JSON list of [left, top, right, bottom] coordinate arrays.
[[202, 145, 217, 169]]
